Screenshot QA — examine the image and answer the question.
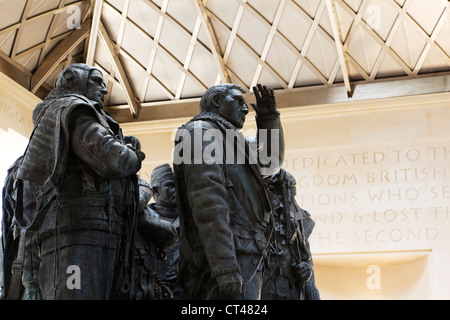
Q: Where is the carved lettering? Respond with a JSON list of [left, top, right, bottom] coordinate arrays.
[[287, 142, 450, 249]]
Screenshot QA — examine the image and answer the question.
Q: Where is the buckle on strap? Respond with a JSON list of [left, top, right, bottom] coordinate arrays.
[[11, 260, 24, 273]]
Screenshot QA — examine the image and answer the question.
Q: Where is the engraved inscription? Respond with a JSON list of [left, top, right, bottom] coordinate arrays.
[[282, 142, 450, 250]]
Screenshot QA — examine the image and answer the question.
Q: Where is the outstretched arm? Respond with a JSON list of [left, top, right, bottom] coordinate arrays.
[[250, 84, 285, 176]]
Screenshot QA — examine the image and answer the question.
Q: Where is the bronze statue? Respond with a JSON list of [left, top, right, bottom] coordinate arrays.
[[173, 83, 285, 299], [3, 63, 145, 299], [148, 164, 183, 300], [262, 169, 320, 300], [134, 174, 178, 300]]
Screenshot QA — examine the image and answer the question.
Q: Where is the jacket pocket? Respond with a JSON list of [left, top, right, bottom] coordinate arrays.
[[232, 226, 265, 255]]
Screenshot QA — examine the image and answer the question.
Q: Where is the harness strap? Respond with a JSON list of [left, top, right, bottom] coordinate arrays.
[[7, 228, 27, 300]]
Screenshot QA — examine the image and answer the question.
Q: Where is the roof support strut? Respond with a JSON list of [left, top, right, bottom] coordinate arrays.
[[325, 0, 352, 97], [193, 0, 230, 84], [98, 20, 141, 118]]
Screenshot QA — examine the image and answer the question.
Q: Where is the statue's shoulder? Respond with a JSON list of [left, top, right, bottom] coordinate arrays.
[[45, 92, 90, 104], [37, 95, 95, 119], [32, 93, 94, 124]]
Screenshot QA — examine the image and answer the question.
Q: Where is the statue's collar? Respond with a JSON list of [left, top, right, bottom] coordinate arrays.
[[43, 89, 101, 110], [190, 112, 238, 131]]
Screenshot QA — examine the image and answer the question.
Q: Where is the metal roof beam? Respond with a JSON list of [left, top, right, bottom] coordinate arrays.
[[103, 0, 208, 98], [175, 16, 202, 99], [10, 0, 34, 58], [30, 17, 91, 94], [0, 50, 51, 98], [207, 9, 288, 89], [0, 0, 87, 39], [242, 0, 329, 86], [250, 0, 286, 89], [115, 46, 176, 100], [336, 0, 413, 78], [102, 0, 129, 106], [369, 0, 412, 79], [98, 20, 141, 118], [325, 0, 352, 97], [390, 0, 450, 66], [14, 31, 71, 60], [85, 0, 103, 65], [221, 0, 246, 66], [413, 3, 450, 75], [142, 0, 210, 51], [193, 0, 230, 84], [287, 0, 329, 87], [39, 1, 92, 66], [138, 0, 168, 102], [12, 1, 91, 61], [107, 72, 450, 123], [36, 0, 73, 66], [0, 50, 33, 89]]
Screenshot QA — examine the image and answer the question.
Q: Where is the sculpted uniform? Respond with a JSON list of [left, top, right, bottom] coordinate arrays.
[[17, 64, 144, 299], [134, 178, 178, 300], [262, 169, 320, 300], [149, 164, 183, 300], [153, 202, 181, 299], [173, 109, 283, 300]]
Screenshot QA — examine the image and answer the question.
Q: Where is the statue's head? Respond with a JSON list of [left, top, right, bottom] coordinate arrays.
[[55, 63, 108, 108], [151, 163, 176, 207], [199, 84, 248, 129]]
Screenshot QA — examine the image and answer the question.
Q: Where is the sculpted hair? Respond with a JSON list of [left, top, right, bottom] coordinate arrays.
[[199, 83, 244, 112]]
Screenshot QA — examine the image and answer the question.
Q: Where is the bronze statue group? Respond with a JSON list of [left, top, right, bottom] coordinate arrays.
[[0, 63, 319, 300]]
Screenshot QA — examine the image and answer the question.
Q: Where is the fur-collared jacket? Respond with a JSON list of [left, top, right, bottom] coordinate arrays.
[[173, 111, 284, 295]]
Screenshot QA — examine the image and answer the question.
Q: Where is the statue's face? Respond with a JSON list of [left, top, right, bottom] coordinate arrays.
[[154, 178, 176, 207], [85, 69, 108, 108], [216, 88, 249, 129]]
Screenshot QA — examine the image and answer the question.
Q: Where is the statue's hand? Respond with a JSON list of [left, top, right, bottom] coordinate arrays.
[[291, 261, 312, 283], [132, 149, 146, 162], [215, 271, 243, 296], [124, 135, 146, 161], [250, 84, 277, 116], [124, 135, 141, 150]]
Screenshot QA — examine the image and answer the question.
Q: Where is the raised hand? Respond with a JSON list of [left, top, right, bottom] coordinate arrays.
[[250, 84, 277, 116]]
